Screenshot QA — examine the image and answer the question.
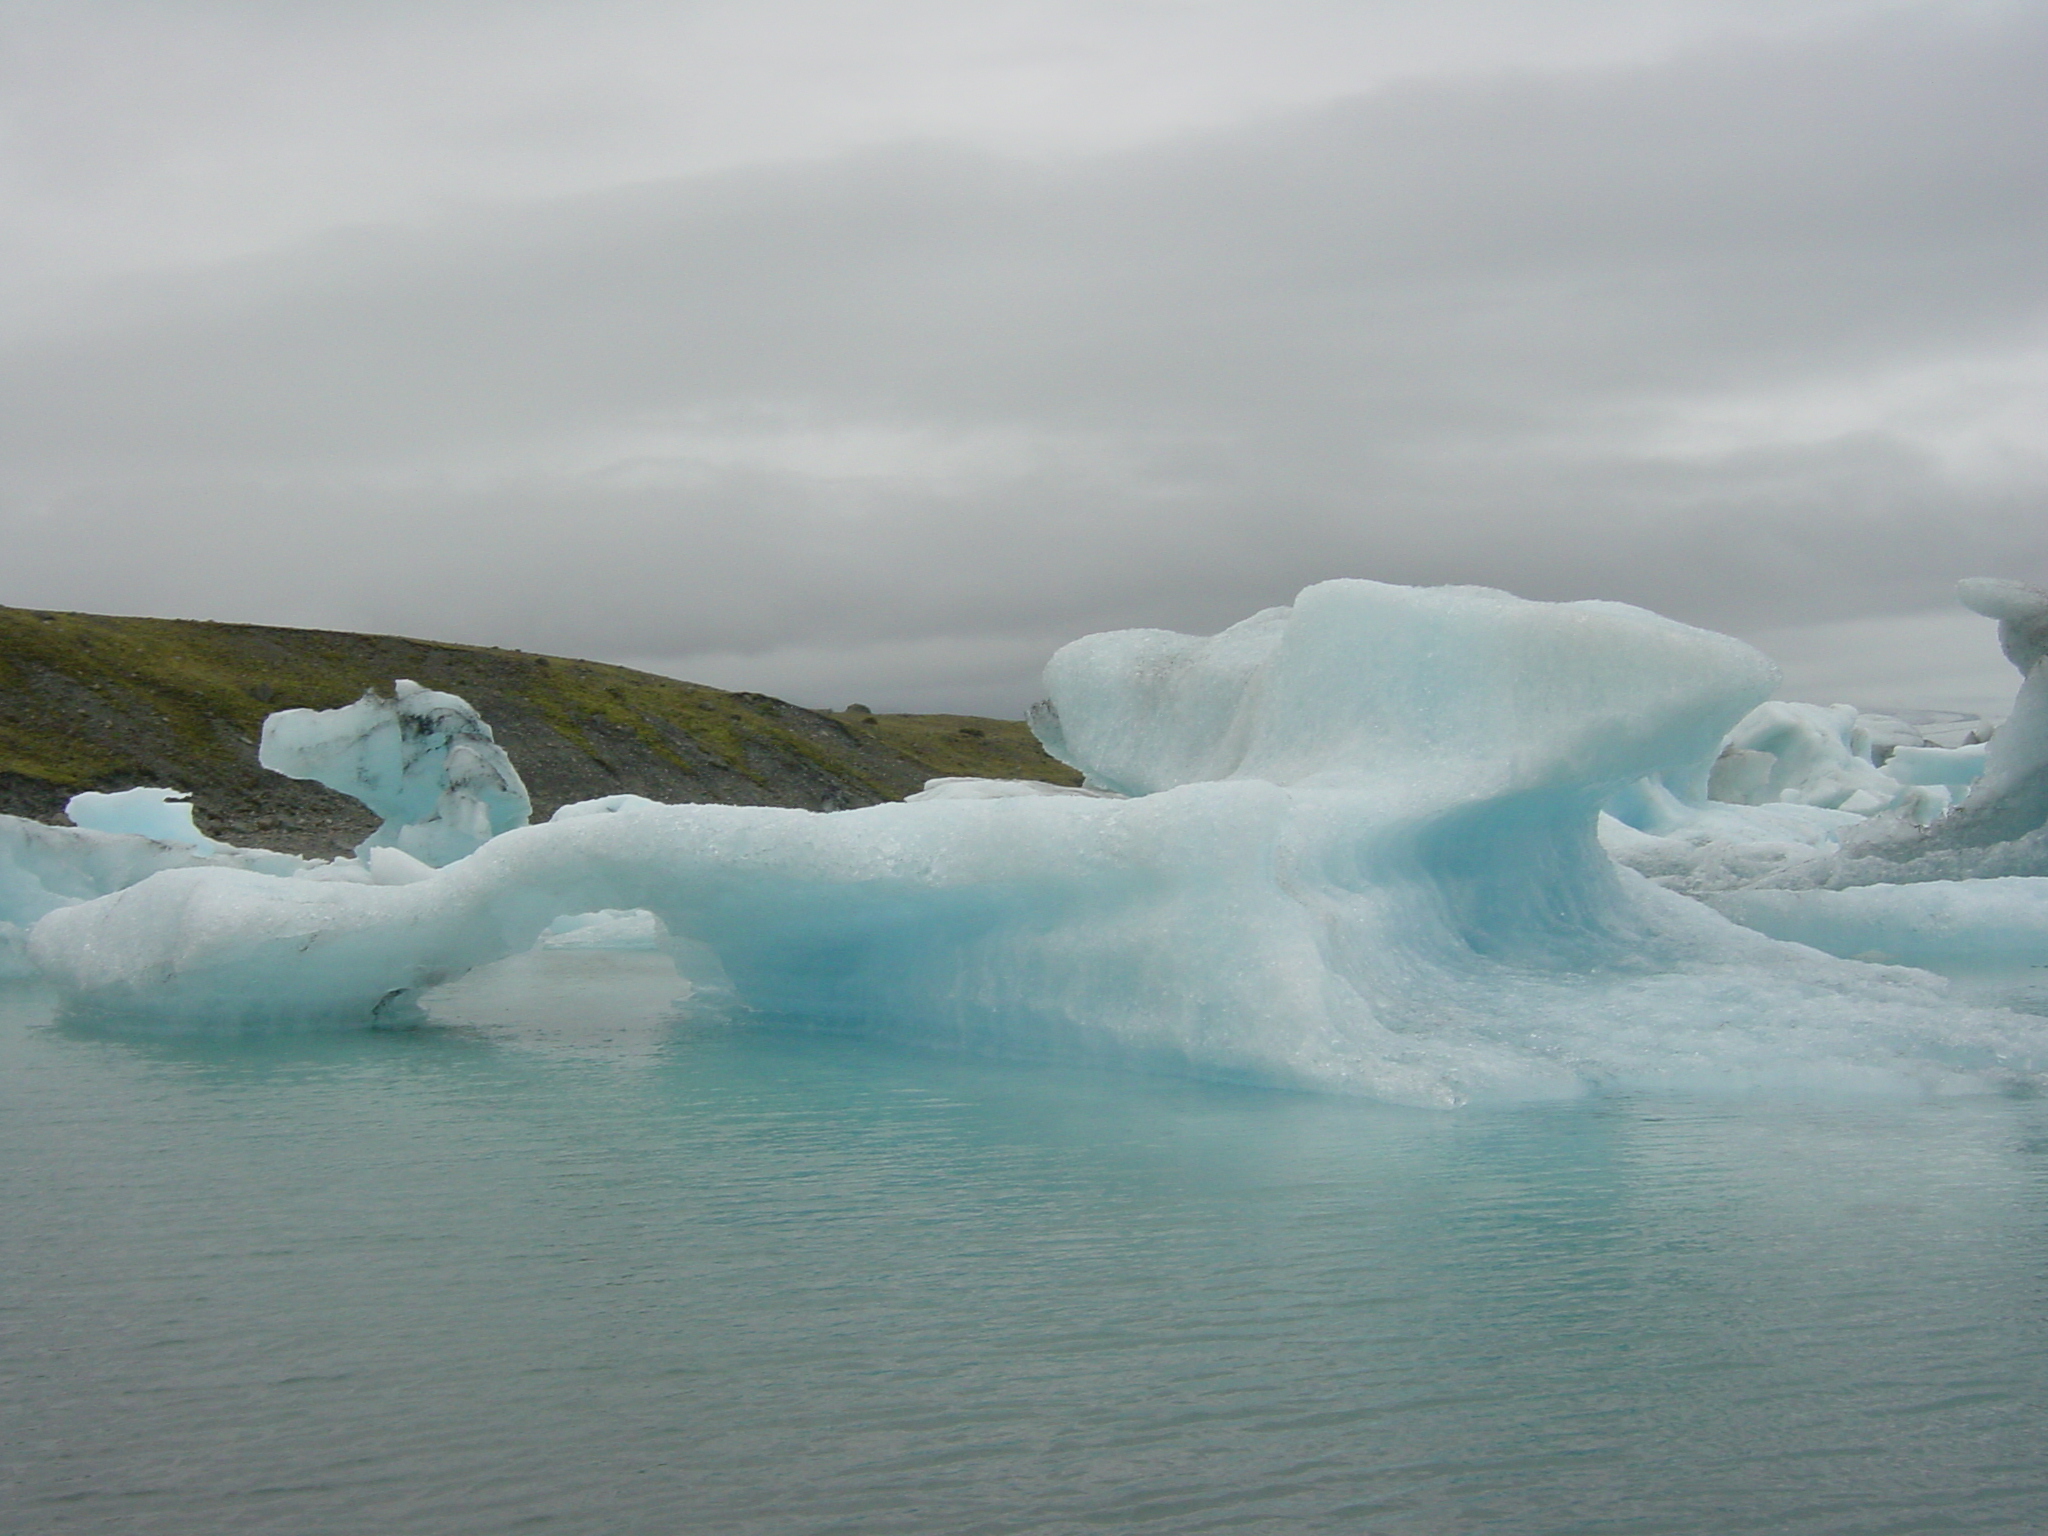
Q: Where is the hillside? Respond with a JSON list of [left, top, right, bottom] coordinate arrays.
[[0, 606, 1080, 856]]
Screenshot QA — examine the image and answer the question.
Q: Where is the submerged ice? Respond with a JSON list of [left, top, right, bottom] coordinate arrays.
[[15, 578, 2048, 1105]]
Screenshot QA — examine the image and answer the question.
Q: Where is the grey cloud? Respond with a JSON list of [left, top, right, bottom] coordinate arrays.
[[3, 4, 2044, 711]]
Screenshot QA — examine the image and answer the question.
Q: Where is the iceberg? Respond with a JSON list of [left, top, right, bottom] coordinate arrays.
[[64, 786, 230, 850], [1597, 702, 1982, 899], [1703, 701, 1936, 816], [22, 579, 2043, 1105], [259, 680, 530, 867]]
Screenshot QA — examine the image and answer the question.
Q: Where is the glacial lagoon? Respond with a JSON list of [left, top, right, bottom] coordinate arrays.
[[4, 951, 2046, 1535]]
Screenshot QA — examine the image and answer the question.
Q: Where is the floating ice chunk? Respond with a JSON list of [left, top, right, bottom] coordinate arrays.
[[260, 680, 530, 867], [1705, 702, 1904, 814], [1905, 580, 2048, 855], [65, 787, 225, 850], [3, 697, 505, 973], [1610, 701, 1989, 855], [1885, 742, 1987, 789]]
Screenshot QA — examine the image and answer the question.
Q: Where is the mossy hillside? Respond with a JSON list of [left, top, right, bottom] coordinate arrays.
[[832, 710, 1083, 786], [0, 605, 1079, 854]]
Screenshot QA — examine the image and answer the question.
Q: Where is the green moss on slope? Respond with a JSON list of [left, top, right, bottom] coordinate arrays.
[[829, 710, 1082, 786]]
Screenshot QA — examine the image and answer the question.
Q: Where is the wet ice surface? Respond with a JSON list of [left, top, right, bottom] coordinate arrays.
[[5, 955, 2047, 1536]]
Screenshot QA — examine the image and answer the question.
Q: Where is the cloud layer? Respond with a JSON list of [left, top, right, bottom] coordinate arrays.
[[3, 1, 2043, 712]]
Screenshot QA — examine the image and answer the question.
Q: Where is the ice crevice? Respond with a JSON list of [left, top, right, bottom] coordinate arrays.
[[14, 578, 2048, 1105]]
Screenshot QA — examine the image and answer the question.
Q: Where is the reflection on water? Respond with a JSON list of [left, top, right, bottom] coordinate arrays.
[[4, 957, 2047, 1534], [423, 949, 699, 1060]]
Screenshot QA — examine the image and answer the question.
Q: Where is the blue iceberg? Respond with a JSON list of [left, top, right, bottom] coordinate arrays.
[[260, 679, 531, 867], [19, 578, 2044, 1105]]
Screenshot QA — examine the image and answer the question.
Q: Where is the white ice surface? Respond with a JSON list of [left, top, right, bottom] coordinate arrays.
[[550, 794, 667, 821], [1885, 742, 1988, 789], [0, 817, 308, 977], [27, 579, 2047, 1105]]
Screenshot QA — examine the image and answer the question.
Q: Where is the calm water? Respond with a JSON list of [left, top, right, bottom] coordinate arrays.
[[4, 952, 2047, 1535]]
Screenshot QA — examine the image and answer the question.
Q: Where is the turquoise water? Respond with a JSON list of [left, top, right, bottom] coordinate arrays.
[[4, 952, 2047, 1534]]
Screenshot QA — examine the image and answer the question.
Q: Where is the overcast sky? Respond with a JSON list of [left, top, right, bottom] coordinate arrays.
[[3, 0, 2043, 715]]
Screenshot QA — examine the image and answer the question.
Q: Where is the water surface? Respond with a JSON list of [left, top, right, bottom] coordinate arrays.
[[4, 952, 2046, 1533]]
